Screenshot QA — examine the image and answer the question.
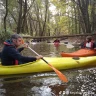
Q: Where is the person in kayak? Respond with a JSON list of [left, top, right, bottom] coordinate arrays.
[[80, 36, 96, 49], [1, 34, 43, 66]]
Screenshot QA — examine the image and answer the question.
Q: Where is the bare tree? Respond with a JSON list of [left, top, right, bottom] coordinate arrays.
[[17, 0, 23, 34], [4, 0, 8, 32]]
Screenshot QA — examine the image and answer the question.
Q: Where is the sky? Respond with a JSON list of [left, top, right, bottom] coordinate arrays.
[[49, 3, 56, 15]]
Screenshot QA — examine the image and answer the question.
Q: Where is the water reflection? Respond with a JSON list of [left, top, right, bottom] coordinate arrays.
[[0, 43, 96, 96]]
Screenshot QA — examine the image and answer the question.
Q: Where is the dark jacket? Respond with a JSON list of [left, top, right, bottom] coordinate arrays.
[[1, 40, 36, 65]]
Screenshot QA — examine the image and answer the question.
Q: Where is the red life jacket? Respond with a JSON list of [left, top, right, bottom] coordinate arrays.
[[15, 60, 18, 65]]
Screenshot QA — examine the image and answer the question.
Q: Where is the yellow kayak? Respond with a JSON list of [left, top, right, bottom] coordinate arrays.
[[0, 57, 96, 75]]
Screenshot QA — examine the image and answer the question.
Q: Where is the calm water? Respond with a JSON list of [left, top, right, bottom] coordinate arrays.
[[0, 42, 96, 96]]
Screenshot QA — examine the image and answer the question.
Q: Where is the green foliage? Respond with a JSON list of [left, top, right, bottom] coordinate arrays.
[[0, 0, 95, 36], [0, 29, 13, 43]]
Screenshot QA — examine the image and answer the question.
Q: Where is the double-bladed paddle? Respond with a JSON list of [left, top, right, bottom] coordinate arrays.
[[28, 46, 68, 82]]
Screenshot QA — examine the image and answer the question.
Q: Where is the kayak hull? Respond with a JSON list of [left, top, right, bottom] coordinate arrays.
[[0, 56, 96, 75], [61, 49, 96, 57]]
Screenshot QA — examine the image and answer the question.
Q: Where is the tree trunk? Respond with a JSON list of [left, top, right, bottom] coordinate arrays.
[[21, 0, 27, 33], [4, 0, 8, 33], [78, 0, 91, 33], [17, 0, 23, 34], [41, 0, 48, 36]]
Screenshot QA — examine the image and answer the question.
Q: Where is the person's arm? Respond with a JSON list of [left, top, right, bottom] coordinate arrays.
[[17, 47, 24, 52], [93, 42, 96, 50], [17, 43, 28, 52], [7, 47, 42, 62]]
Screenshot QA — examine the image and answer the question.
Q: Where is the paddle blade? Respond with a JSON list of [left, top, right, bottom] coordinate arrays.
[[48, 63, 68, 82]]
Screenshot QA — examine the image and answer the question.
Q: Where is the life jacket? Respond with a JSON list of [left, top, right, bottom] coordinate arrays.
[[84, 41, 94, 49], [4, 40, 18, 65]]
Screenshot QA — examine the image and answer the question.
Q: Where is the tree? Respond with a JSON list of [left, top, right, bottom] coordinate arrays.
[[4, 0, 8, 33]]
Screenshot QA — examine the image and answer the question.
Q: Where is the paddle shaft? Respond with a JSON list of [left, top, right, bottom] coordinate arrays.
[[28, 46, 49, 63], [28, 47, 53, 64], [28, 46, 68, 82]]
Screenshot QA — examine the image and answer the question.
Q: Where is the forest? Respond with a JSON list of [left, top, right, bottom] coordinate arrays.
[[0, 0, 96, 41]]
